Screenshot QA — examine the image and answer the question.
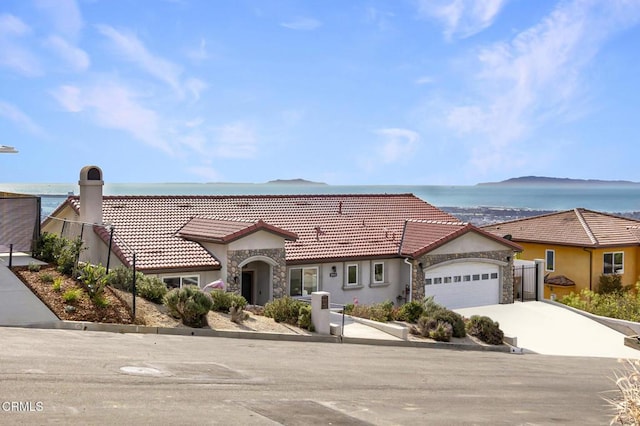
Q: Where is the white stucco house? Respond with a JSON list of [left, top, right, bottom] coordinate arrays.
[[41, 166, 522, 308]]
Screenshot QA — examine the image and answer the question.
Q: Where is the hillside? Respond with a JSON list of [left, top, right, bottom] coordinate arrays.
[[478, 176, 640, 186]]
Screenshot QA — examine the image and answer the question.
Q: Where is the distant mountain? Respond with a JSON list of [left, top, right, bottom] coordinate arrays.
[[266, 178, 327, 185], [478, 176, 640, 186]]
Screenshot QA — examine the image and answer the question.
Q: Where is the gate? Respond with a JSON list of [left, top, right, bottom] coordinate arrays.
[[513, 263, 538, 302]]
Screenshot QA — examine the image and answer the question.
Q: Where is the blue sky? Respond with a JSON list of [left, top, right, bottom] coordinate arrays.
[[1, 0, 640, 185]]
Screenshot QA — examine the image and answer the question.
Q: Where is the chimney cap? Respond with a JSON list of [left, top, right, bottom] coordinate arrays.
[[79, 165, 103, 183]]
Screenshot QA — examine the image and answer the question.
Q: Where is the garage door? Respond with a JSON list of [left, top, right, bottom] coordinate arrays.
[[424, 262, 500, 309]]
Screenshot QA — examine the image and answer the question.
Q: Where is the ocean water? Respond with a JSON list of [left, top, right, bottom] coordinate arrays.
[[2, 182, 640, 218]]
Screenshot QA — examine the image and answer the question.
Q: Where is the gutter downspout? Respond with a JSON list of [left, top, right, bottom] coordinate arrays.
[[583, 247, 593, 291], [404, 258, 413, 303]]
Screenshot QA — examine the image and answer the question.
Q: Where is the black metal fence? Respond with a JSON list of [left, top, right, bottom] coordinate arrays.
[[513, 264, 539, 302]]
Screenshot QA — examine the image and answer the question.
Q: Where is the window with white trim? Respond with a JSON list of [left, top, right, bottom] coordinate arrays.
[[347, 264, 359, 286], [162, 275, 199, 289], [545, 249, 555, 272], [603, 252, 624, 274], [289, 267, 318, 296], [373, 262, 384, 283]]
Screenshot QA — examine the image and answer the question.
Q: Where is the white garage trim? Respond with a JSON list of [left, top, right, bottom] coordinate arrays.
[[424, 261, 500, 309]]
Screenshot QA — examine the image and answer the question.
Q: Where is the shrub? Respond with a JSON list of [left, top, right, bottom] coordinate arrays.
[[398, 300, 424, 323], [62, 288, 83, 304], [163, 286, 213, 328], [297, 304, 314, 331], [466, 315, 504, 345], [106, 266, 143, 292], [431, 309, 466, 338], [347, 300, 395, 322], [39, 272, 54, 283], [56, 237, 83, 276], [561, 287, 640, 322], [229, 302, 249, 324], [597, 274, 623, 294], [422, 296, 445, 317], [210, 290, 248, 313], [52, 277, 63, 292], [33, 232, 61, 263], [28, 262, 41, 272], [136, 276, 168, 304], [264, 296, 305, 325], [430, 321, 453, 342], [78, 263, 108, 302], [93, 294, 110, 308], [411, 316, 438, 338]]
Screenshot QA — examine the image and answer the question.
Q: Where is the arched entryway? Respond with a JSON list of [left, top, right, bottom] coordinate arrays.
[[238, 256, 277, 305]]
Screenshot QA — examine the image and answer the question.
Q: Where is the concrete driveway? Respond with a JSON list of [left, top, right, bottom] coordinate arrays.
[[456, 301, 640, 359]]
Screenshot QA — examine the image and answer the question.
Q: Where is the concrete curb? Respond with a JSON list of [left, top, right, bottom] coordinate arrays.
[[14, 320, 511, 353], [348, 316, 408, 340]]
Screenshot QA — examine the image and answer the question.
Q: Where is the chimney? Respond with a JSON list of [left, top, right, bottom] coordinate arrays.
[[78, 166, 104, 265], [78, 165, 104, 226]]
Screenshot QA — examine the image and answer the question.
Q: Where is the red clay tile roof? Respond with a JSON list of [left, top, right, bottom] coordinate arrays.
[[481, 208, 640, 247], [399, 220, 522, 257], [60, 194, 462, 270], [176, 217, 298, 243]]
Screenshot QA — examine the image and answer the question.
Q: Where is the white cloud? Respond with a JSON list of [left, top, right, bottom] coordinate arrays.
[[439, 0, 640, 173], [35, 0, 83, 39], [45, 35, 90, 72], [187, 38, 209, 62], [280, 17, 322, 31], [417, 0, 508, 39], [96, 24, 187, 97], [214, 121, 258, 158], [52, 82, 171, 153], [0, 100, 45, 137], [187, 165, 221, 182], [0, 14, 41, 76], [415, 75, 434, 85], [376, 128, 420, 163]]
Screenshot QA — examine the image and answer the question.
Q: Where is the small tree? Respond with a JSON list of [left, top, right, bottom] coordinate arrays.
[[597, 274, 623, 294]]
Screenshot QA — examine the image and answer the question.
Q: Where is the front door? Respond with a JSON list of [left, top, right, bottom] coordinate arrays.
[[241, 271, 254, 304]]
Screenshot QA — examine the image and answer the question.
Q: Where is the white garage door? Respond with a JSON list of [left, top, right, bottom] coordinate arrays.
[[424, 262, 500, 309]]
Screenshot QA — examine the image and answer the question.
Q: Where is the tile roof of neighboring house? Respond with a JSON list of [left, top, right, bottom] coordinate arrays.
[[399, 220, 522, 257], [53, 193, 470, 271], [481, 208, 640, 248], [176, 217, 298, 243]]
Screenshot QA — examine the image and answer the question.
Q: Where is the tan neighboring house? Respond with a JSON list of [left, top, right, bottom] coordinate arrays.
[[41, 166, 521, 308], [482, 208, 640, 299]]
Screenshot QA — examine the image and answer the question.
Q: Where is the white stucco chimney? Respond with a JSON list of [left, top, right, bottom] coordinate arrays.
[[78, 165, 104, 226], [78, 165, 104, 265]]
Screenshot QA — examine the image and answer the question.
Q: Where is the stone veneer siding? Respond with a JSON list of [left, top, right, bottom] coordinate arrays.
[[226, 248, 288, 299], [412, 250, 515, 304]]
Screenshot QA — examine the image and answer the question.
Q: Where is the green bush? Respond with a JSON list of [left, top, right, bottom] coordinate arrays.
[[264, 296, 305, 325], [398, 300, 425, 323], [136, 276, 168, 304], [561, 287, 640, 322], [28, 262, 41, 272], [466, 315, 504, 345], [297, 304, 314, 331], [56, 237, 83, 276], [39, 272, 54, 283], [422, 296, 445, 317], [33, 232, 62, 263], [93, 294, 110, 308], [210, 290, 248, 313], [430, 321, 453, 342], [78, 263, 108, 302], [163, 286, 213, 328], [106, 266, 143, 292], [412, 316, 438, 338], [347, 300, 395, 322], [597, 274, 623, 294], [52, 277, 63, 292], [62, 288, 83, 304], [430, 309, 466, 338]]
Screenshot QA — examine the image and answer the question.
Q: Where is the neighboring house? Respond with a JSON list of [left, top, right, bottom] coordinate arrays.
[[482, 208, 640, 299], [41, 166, 521, 308]]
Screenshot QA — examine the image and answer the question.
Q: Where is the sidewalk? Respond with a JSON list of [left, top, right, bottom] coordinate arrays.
[[0, 253, 59, 326]]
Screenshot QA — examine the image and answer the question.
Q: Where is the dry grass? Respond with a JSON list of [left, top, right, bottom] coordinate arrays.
[[605, 359, 640, 425]]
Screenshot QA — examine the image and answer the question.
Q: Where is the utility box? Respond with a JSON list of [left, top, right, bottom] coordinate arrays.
[[311, 291, 331, 335]]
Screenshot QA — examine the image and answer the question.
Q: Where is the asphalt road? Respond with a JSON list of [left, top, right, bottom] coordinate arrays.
[[0, 327, 627, 425]]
